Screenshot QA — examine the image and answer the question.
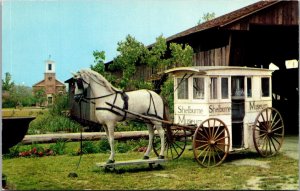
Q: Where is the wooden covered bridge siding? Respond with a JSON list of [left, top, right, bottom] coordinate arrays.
[[117, 1, 299, 80], [171, 1, 299, 68]]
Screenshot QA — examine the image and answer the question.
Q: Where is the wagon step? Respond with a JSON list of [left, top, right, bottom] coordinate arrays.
[[96, 158, 167, 169]]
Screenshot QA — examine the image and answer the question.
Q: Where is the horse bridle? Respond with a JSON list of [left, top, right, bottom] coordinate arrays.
[[73, 77, 90, 102], [74, 76, 120, 103]]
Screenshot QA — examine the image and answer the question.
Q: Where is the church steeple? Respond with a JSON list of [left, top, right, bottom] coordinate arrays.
[[32, 56, 66, 106], [45, 55, 55, 74]]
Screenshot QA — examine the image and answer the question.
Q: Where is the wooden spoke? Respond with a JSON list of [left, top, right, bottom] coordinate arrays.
[[194, 143, 209, 150], [271, 126, 284, 133], [153, 125, 187, 160], [193, 118, 230, 167], [214, 136, 230, 143], [253, 107, 284, 157]]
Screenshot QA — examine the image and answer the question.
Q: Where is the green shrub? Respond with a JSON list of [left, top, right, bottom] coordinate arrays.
[[49, 139, 66, 155], [4, 144, 22, 158], [28, 112, 82, 134], [160, 78, 174, 114], [98, 139, 110, 153], [81, 141, 99, 154], [116, 121, 148, 131], [115, 141, 132, 153]]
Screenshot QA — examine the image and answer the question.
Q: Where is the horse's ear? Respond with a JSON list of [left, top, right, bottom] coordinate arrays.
[[71, 71, 77, 78]]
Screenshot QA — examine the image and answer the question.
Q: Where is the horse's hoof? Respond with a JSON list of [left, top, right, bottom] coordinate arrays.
[[143, 156, 149, 160], [158, 155, 164, 159], [106, 159, 115, 164]]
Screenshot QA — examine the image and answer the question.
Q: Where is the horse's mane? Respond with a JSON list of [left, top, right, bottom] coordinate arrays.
[[79, 69, 121, 93]]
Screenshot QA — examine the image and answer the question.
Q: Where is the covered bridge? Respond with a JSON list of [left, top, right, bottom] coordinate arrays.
[[114, 0, 298, 133], [162, 0, 299, 134]]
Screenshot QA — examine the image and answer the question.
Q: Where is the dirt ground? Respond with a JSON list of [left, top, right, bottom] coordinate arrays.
[[281, 135, 299, 160], [228, 135, 299, 190]]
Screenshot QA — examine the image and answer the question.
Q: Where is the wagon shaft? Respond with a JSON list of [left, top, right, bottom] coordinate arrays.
[[105, 102, 197, 130]]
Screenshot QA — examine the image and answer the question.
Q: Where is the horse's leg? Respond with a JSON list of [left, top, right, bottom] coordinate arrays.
[[102, 124, 109, 138], [155, 122, 165, 159], [106, 122, 116, 164], [143, 124, 154, 160]]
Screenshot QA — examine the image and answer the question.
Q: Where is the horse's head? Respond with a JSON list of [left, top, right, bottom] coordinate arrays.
[[72, 71, 89, 102]]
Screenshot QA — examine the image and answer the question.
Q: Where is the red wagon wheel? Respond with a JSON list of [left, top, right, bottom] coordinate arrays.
[[153, 125, 188, 160], [193, 118, 230, 167], [253, 107, 284, 157]]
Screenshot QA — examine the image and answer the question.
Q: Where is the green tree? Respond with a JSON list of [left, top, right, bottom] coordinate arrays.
[[145, 35, 169, 68], [33, 88, 47, 107], [109, 35, 148, 89], [49, 93, 68, 115], [169, 43, 194, 67], [90, 50, 106, 74], [2, 72, 15, 91], [7, 85, 35, 107], [197, 12, 216, 25], [90, 50, 117, 86], [91, 35, 194, 113]]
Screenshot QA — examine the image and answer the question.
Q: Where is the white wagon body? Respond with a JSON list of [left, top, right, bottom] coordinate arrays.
[[166, 66, 275, 153]]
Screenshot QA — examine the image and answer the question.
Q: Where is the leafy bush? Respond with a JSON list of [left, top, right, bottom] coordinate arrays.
[[98, 139, 110, 153], [4, 138, 151, 159], [81, 141, 99, 154], [160, 78, 174, 114], [49, 93, 69, 116], [116, 121, 148, 132], [4, 143, 55, 158], [115, 141, 132, 153], [28, 112, 82, 134], [49, 139, 66, 155]]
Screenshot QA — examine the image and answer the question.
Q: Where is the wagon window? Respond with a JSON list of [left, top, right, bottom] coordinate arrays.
[[221, 78, 229, 99], [210, 77, 218, 99], [247, 77, 252, 98], [231, 77, 244, 97], [193, 78, 204, 99], [261, 77, 270, 97], [177, 78, 189, 99]]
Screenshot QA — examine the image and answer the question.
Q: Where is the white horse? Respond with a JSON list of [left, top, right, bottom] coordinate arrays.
[[72, 69, 165, 163]]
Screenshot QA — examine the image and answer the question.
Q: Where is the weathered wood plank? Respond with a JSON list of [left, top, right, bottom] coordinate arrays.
[[22, 131, 151, 144], [96, 158, 167, 167]]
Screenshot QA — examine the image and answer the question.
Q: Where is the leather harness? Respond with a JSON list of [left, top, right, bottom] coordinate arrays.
[[75, 78, 161, 122]]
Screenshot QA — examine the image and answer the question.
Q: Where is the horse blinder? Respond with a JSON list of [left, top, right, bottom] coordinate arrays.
[[74, 78, 87, 102]]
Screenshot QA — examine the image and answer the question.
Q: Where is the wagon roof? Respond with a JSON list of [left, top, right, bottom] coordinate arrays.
[[165, 66, 274, 76]]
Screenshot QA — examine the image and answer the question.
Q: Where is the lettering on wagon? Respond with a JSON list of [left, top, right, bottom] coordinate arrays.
[[177, 115, 202, 125], [177, 105, 204, 114], [209, 104, 231, 115], [249, 101, 268, 111]]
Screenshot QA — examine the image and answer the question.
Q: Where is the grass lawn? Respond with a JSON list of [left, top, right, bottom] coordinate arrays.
[[3, 143, 299, 190], [2, 107, 47, 117]]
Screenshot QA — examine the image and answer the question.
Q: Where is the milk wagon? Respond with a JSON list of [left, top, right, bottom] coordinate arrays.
[[72, 66, 284, 168], [150, 66, 284, 167]]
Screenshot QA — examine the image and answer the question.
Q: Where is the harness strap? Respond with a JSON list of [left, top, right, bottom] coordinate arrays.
[[84, 93, 115, 100], [146, 90, 159, 118], [96, 91, 129, 121]]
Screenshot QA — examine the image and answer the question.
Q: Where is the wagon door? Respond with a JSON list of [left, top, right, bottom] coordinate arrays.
[[231, 76, 245, 148]]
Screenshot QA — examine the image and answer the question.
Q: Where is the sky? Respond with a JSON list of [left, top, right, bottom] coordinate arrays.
[[3, 0, 259, 87]]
